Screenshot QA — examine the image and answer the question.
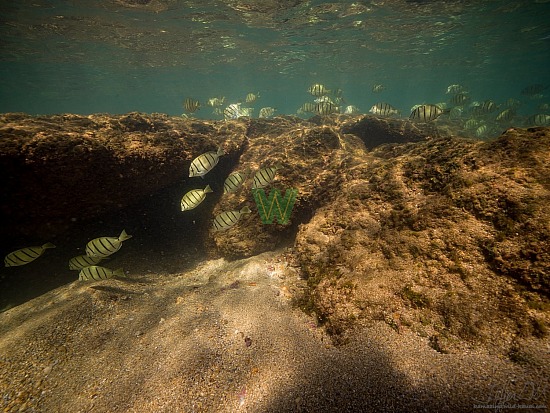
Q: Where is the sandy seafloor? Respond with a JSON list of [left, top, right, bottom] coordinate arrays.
[[1, 248, 548, 413]]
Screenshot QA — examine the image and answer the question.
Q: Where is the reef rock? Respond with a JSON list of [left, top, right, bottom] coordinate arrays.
[[294, 127, 550, 354], [0, 112, 247, 241]]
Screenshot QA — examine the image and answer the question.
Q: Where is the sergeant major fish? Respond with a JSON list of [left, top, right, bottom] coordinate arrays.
[[189, 147, 225, 178], [183, 98, 200, 113], [370, 102, 399, 117], [4, 243, 55, 267], [308, 83, 330, 97], [224, 103, 243, 120], [259, 107, 276, 118], [212, 206, 252, 232], [409, 104, 446, 122], [79, 266, 125, 281], [86, 230, 132, 258], [314, 102, 338, 116], [181, 185, 213, 211], [245, 92, 260, 103]]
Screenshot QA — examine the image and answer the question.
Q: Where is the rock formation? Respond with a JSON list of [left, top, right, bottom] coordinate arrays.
[[1, 112, 548, 359]]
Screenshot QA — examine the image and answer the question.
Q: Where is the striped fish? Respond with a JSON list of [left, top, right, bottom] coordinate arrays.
[[446, 84, 466, 94], [472, 100, 497, 115], [372, 84, 385, 93], [245, 92, 259, 103], [189, 147, 225, 178], [530, 114, 550, 126], [314, 102, 338, 116], [450, 93, 470, 105], [85, 230, 132, 258], [475, 124, 488, 138], [409, 104, 445, 122], [183, 98, 200, 113], [224, 170, 248, 194], [496, 108, 515, 122], [308, 83, 330, 97], [224, 103, 242, 120], [78, 266, 125, 281], [464, 119, 480, 130], [252, 164, 282, 189], [69, 254, 104, 270], [4, 243, 55, 267], [299, 102, 316, 114], [259, 107, 276, 118], [213, 206, 252, 232], [181, 185, 213, 211], [370, 102, 399, 117], [449, 106, 462, 120]]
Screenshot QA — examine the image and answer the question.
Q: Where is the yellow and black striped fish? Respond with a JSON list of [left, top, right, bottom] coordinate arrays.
[[372, 84, 385, 93], [496, 108, 516, 122], [472, 100, 497, 115], [259, 107, 276, 118], [308, 83, 330, 97], [181, 185, 213, 211], [449, 93, 470, 105], [78, 266, 125, 281], [529, 114, 550, 126], [446, 84, 466, 94], [475, 124, 488, 138], [4, 243, 55, 267], [223, 103, 242, 120], [464, 119, 480, 130], [85, 230, 132, 258], [245, 92, 259, 103], [189, 147, 225, 178], [369, 102, 399, 117], [183, 97, 200, 113], [252, 164, 282, 189], [299, 102, 317, 114], [224, 170, 248, 194], [409, 104, 445, 122], [314, 102, 338, 116], [69, 254, 104, 270], [213, 206, 252, 232]]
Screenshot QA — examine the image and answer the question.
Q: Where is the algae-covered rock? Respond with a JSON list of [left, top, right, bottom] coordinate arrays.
[[0, 112, 247, 241], [1, 113, 548, 361], [294, 128, 550, 354]]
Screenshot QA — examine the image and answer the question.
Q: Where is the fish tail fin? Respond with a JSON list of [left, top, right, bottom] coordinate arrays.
[[204, 185, 213, 193], [42, 242, 56, 249], [114, 268, 126, 278], [217, 147, 225, 156], [274, 163, 283, 170], [241, 206, 252, 214], [119, 230, 133, 242]]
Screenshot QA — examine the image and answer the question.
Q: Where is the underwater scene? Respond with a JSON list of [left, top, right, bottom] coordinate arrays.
[[1, 1, 549, 412]]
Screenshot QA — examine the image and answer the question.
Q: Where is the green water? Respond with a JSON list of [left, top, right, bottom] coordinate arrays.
[[0, 0, 549, 117]]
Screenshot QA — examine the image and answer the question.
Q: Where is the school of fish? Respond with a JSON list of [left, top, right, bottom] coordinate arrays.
[[180, 81, 549, 139]]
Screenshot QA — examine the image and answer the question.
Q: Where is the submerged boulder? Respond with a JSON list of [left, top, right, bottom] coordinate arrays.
[[294, 127, 550, 355]]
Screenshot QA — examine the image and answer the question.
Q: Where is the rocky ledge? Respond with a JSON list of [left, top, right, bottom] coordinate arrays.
[[0, 112, 548, 360]]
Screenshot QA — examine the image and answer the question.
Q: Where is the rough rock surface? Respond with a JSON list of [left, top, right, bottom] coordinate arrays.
[[0, 112, 247, 241], [0, 113, 549, 412], [294, 127, 550, 358]]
